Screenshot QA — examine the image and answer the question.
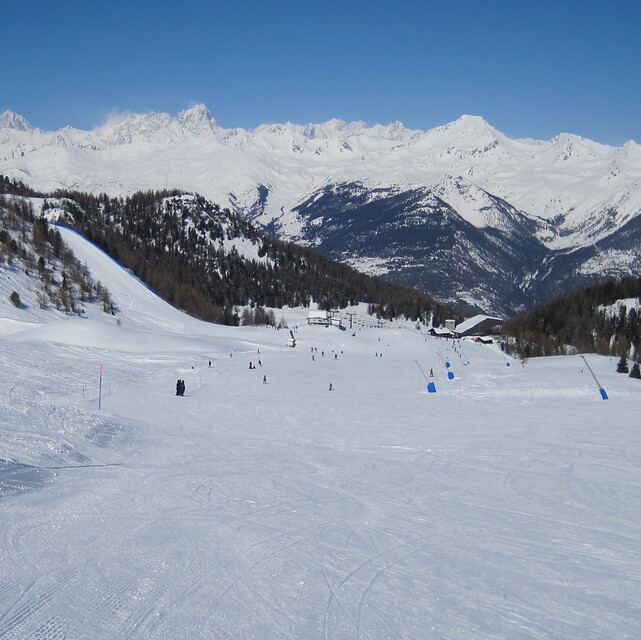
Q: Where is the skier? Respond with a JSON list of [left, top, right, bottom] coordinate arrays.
[[208, 360, 211, 368], [180, 380, 185, 396], [328, 382, 333, 391], [176, 379, 181, 396], [263, 375, 267, 384], [429, 368, 434, 377]]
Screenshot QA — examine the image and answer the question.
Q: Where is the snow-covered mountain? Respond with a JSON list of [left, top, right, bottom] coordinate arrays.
[[2, 105, 641, 313]]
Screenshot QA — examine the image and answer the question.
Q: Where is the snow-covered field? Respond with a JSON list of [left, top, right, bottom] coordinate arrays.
[[1, 230, 640, 639]]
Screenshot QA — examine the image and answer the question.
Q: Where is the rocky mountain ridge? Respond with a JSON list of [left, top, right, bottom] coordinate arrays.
[[1, 106, 640, 313]]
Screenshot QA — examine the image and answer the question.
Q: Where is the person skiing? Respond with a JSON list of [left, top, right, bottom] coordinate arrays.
[[328, 382, 333, 391], [263, 375, 267, 384], [429, 368, 434, 377], [176, 379, 181, 396]]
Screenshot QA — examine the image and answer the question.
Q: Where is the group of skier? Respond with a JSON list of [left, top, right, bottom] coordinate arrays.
[[175, 345, 341, 396]]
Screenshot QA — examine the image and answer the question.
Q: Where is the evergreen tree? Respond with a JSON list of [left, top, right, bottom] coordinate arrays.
[[616, 355, 629, 374], [629, 362, 641, 379]]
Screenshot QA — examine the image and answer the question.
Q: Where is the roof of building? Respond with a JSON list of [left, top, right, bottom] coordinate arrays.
[[430, 327, 455, 335], [454, 314, 503, 335]]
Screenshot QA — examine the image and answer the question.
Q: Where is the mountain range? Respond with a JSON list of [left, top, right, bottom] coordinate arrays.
[[2, 105, 640, 314]]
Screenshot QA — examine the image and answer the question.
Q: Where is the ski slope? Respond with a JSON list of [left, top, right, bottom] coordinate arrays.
[[1, 229, 640, 639]]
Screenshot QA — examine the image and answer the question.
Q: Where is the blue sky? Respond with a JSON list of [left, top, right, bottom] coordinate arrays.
[[3, 0, 640, 144]]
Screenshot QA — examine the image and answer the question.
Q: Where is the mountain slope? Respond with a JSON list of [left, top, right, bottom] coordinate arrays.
[[2, 179, 458, 325], [2, 106, 640, 245], [2, 106, 641, 313], [271, 180, 550, 314]]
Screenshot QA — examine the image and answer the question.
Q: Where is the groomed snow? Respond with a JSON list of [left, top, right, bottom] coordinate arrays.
[[1, 230, 640, 639]]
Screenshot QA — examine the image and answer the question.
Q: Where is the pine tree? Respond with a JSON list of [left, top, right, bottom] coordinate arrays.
[[629, 362, 641, 379], [616, 355, 629, 374]]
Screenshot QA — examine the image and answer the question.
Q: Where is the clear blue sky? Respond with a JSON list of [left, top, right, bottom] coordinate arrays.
[[3, 0, 640, 144]]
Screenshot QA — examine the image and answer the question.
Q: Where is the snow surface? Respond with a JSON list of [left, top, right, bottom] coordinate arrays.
[[1, 230, 641, 639]]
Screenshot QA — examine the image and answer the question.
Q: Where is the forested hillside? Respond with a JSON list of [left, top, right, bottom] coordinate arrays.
[[0, 188, 114, 314], [1, 175, 458, 326], [501, 275, 641, 360]]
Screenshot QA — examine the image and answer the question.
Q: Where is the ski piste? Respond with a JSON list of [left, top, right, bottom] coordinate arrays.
[[1, 224, 640, 639]]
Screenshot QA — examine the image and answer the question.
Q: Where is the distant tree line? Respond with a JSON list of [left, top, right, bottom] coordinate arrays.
[[0, 174, 44, 197], [8, 181, 458, 326], [501, 275, 641, 361]]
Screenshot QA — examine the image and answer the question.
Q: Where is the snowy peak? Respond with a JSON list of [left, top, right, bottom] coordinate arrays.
[[177, 103, 218, 135], [0, 110, 31, 131], [428, 175, 550, 241], [95, 110, 173, 144], [298, 118, 369, 139], [92, 105, 218, 145], [547, 132, 612, 163], [429, 175, 507, 229], [431, 114, 499, 140], [420, 114, 507, 159], [300, 118, 353, 138], [0, 105, 219, 149]]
